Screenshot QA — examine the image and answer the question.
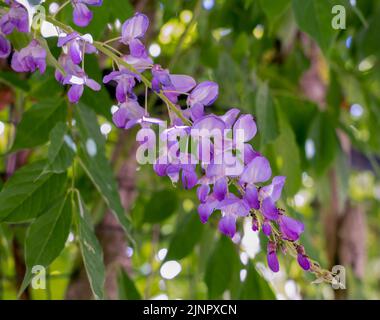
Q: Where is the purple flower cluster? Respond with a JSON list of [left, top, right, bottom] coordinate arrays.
[[0, 3, 312, 274], [0, 0, 29, 59], [104, 14, 311, 273]]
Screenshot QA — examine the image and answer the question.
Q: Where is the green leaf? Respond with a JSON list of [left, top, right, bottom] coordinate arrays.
[[75, 193, 105, 300], [20, 193, 73, 294], [166, 212, 203, 260], [204, 236, 238, 299], [274, 105, 302, 196], [11, 99, 67, 151], [0, 71, 30, 92], [292, 0, 338, 54], [256, 82, 279, 146], [239, 263, 276, 299], [143, 190, 179, 224], [308, 112, 338, 176], [45, 122, 76, 173], [108, 0, 134, 22], [117, 268, 142, 300], [74, 104, 133, 237], [260, 0, 290, 23], [0, 161, 67, 223]]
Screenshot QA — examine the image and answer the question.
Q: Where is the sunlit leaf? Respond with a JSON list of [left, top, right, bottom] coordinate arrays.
[[143, 190, 179, 223], [166, 212, 203, 260], [74, 104, 133, 238], [11, 99, 67, 151], [117, 268, 142, 300], [292, 0, 338, 54], [239, 263, 276, 300], [20, 193, 73, 294], [0, 161, 67, 223], [204, 236, 238, 299], [75, 193, 105, 300], [45, 122, 76, 173]]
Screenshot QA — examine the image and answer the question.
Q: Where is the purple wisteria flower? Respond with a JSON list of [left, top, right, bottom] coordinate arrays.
[[187, 81, 219, 120], [57, 32, 96, 65], [112, 100, 145, 129], [71, 0, 103, 27], [267, 242, 280, 273], [121, 12, 149, 49], [0, 35, 11, 58], [0, 2, 29, 35], [297, 245, 311, 271], [103, 69, 140, 103], [63, 70, 101, 103], [11, 40, 46, 74]]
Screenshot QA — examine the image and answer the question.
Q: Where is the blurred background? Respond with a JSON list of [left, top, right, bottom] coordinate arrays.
[[0, 0, 380, 300]]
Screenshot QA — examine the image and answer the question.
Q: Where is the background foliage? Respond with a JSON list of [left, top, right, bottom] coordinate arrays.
[[0, 0, 380, 300]]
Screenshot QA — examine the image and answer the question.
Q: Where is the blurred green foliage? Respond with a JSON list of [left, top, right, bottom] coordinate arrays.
[[0, 0, 380, 300]]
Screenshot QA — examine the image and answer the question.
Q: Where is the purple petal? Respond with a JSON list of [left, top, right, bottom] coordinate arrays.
[[0, 35, 11, 59], [189, 103, 204, 121], [192, 114, 226, 132], [261, 176, 286, 202], [261, 197, 279, 220], [11, 52, 23, 72], [233, 114, 257, 142], [169, 75, 196, 93], [0, 4, 29, 34], [69, 41, 82, 64], [57, 32, 79, 47], [240, 156, 272, 184], [73, 3, 93, 27], [123, 54, 153, 72], [187, 81, 219, 107], [297, 254, 311, 271], [213, 177, 228, 201], [182, 166, 198, 190], [198, 198, 218, 223], [121, 13, 149, 44], [279, 216, 304, 241], [112, 107, 128, 128], [129, 38, 146, 58], [86, 78, 101, 91], [10, 40, 46, 74], [243, 144, 260, 165], [197, 184, 210, 203], [68, 84, 84, 103], [244, 185, 260, 210], [267, 242, 280, 273], [220, 108, 241, 128], [153, 156, 168, 176], [262, 220, 272, 236], [252, 216, 259, 232], [82, 0, 103, 5], [218, 215, 236, 238]]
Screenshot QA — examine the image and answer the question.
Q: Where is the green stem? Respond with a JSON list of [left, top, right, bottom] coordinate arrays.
[[37, 36, 65, 76], [52, 0, 71, 18]]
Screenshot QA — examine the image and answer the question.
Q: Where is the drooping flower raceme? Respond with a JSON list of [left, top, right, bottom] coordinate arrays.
[[0, 1, 314, 275], [57, 32, 96, 65]]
